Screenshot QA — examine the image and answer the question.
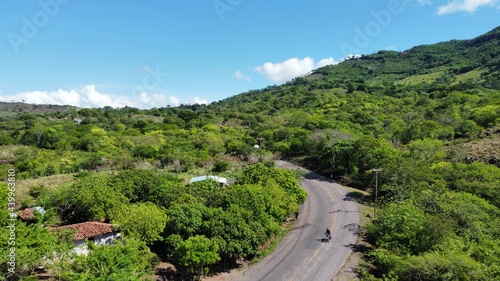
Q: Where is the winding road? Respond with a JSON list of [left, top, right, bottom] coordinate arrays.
[[235, 162, 360, 281]]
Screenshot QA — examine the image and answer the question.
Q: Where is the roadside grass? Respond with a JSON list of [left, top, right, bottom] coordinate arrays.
[[251, 219, 296, 265], [343, 186, 373, 240]]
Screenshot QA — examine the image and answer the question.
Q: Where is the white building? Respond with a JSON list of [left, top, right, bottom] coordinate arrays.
[[189, 175, 236, 186], [51, 222, 122, 256]]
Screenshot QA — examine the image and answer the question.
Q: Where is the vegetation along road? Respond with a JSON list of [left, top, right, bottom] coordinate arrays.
[[236, 161, 359, 281]]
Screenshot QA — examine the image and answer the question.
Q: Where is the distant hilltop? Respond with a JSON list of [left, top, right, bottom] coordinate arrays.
[[0, 101, 77, 115]]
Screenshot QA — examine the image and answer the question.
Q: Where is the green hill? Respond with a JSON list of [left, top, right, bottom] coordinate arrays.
[[201, 26, 499, 171], [214, 25, 499, 115]]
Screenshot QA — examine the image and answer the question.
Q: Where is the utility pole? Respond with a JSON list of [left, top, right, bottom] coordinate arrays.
[[256, 138, 264, 160], [373, 168, 382, 218]]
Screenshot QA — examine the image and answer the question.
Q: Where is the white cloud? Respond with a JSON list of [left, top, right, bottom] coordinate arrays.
[[191, 97, 208, 105], [339, 54, 362, 62], [0, 85, 208, 109], [255, 57, 338, 83], [234, 70, 245, 79], [437, 0, 499, 14], [168, 96, 180, 105], [255, 57, 314, 83], [316, 58, 336, 68], [233, 70, 252, 82]]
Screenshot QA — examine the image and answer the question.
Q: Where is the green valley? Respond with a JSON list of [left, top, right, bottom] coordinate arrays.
[[0, 26, 499, 280]]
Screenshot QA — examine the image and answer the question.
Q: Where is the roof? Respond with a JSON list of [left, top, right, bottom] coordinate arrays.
[[51, 222, 116, 241], [17, 206, 46, 220], [189, 175, 227, 184]]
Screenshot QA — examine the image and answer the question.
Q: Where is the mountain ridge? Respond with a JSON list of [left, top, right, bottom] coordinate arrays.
[[1, 26, 498, 116], [215, 25, 499, 110]]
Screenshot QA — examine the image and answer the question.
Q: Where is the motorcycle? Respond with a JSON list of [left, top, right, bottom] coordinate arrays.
[[325, 229, 331, 242]]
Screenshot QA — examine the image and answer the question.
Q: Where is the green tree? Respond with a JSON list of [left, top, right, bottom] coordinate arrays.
[[66, 175, 128, 222], [109, 169, 180, 205], [237, 163, 306, 204], [396, 251, 487, 281], [350, 136, 400, 185], [165, 203, 205, 239], [174, 235, 221, 277], [438, 191, 500, 242], [61, 238, 158, 281], [200, 206, 268, 261], [111, 203, 168, 244], [369, 202, 446, 256], [212, 160, 230, 172], [408, 138, 446, 164], [472, 105, 499, 127]]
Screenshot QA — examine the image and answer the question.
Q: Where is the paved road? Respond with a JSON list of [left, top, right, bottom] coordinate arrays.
[[235, 167, 360, 281]]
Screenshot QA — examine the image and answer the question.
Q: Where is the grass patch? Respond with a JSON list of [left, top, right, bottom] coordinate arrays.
[[0, 145, 33, 161], [395, 71, 443, 86], [452, 68, 486, 85], [251, 219, 296, 265], [0, 111, 18, 117], [14, 173, 75, 209], [18, 173, 76, 191], [343, 186, 373, 243]]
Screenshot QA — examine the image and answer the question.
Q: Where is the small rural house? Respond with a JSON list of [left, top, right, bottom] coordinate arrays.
[[51, 222, 122, 255], [189, 175, 234, 187], [17, 206, 46, 221]]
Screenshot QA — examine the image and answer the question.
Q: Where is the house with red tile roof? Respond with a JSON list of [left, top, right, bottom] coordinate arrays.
[[51, 222, 122, 255], [17, 206, 46, 221]]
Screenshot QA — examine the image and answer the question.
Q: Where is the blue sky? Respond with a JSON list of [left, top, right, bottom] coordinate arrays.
[[0, 0, 499, 108]]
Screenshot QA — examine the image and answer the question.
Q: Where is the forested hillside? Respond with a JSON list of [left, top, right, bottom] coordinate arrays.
[[0, 26, 499, 280]]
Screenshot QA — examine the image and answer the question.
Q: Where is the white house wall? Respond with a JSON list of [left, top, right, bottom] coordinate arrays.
[[94, 232, 122, 246], [73, 239, 89, 256], [72, 232, 122, 256]]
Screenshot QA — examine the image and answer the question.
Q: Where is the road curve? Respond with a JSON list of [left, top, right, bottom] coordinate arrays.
[[235, 162, 360, 281]]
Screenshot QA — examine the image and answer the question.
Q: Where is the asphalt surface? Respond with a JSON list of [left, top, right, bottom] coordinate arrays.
[[235, 169, 360, 281]]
